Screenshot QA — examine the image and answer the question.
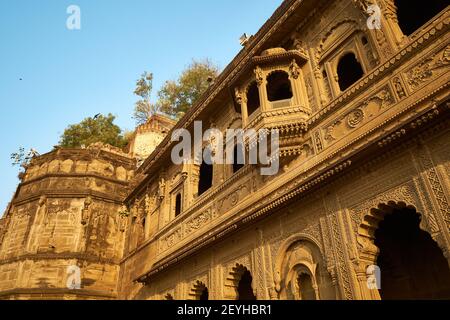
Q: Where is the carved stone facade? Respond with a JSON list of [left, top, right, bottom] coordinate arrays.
[[1, 0, 449, 300]]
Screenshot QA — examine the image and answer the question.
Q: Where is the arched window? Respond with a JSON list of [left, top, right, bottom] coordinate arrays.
[[337, 53, 364, 91], [198, 152, 213, 196], [266, 71, 293, 102], [247, 81, 260, 116], [375, 208, 450, 299], [395, 0, 447, 36], [232, 144, 245, 173], [297, 273, 316, 300], [237, 270, 257, 300], [175, 193, 182, 217]]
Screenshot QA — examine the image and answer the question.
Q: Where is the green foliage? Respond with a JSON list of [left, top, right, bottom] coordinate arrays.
[[157, 59, 219, 118], [10, 147, 39, 169], [133, 72, 160, 125], [59, 113, 129, 149]]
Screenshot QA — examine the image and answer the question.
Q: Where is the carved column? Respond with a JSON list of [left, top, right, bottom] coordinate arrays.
[[235, 88, 249, 127], [412, 142, 450, 267], [309, 48, 329, 107], [289, 59, 310, 113], [324, 61, 340, 97], [354, 0, 399, 61], [323, 193, 361, 300], [255, 66, 269, 112]]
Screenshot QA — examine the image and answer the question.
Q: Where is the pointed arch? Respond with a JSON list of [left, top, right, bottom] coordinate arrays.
[[224, 264, 257, 300], [189, 280, 209, 300], [357, 201, 450, 300]]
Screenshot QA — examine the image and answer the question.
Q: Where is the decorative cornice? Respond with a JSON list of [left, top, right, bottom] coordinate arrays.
[[0, 252, 119, 266], [12, 190, 125, 207], [20, 173, 130, 188], [0, 288, 117, 299]]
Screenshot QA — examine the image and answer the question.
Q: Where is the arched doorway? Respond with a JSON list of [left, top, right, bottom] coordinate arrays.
[[395, 0, 447, 36], [374, 208, 450, 299], [237, 270, 257, 300], [190, 281, 209, 300], [337, 53, 364, 92], [297, 272, 317, 300], [274, 235, 337, 300]]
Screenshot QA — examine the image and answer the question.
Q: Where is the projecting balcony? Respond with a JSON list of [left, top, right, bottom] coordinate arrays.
[[232, 48, 311, 140]]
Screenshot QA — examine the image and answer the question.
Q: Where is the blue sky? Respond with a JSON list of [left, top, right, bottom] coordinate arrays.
[[0, 0, 282, 215]]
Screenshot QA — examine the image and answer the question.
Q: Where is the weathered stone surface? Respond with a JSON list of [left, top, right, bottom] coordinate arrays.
[[1, 0, 449, 300]]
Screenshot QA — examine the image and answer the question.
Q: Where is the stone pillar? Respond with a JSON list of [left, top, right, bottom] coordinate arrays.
[[235, 88, 249, 127], [255, 66, 269, 112], [309, 48, 329, 107], [289, 59, 309, 112]]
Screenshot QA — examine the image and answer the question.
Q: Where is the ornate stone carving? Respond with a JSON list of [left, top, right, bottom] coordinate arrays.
[[158, 177, 166, 200], [407, 45, 450, 91], [254, 66, 264, 85], [347, 109, 365, 128], [392, 76, 406, 99], [185, 210, 212, 235], [289, 60, 301, 79]]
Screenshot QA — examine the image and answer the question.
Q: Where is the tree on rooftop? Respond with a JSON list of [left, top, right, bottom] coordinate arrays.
[[133, 72, 161, 125], [157, 59, 220, 119], [59, 113, 129, 149]]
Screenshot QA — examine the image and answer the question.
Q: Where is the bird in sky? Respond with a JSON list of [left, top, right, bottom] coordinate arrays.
[[93, 113, 101, 119]]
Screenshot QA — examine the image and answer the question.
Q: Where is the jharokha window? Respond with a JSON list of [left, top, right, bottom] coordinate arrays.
[[266, 71, 293, 102], [337, 52, 364, 92]]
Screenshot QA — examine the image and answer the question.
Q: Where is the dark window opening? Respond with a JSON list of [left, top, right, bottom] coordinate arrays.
[[232, 144, 245, 173], [266, 71, 293, 102], [395, 0, 447, 36], [361, 36, 368, 45], [337, 53, 364, 92], [247, 82, 260, 116], [175, 193, 182, 217], [237, 270, 257, 300], [297, 273, 316, 300], [198, 153, 213, 196], [199, 288, 209, 301], [375, 208, 450, 300]]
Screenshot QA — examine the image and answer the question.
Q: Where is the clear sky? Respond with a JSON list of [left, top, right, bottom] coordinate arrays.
[[0, 0, 282, 215]]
